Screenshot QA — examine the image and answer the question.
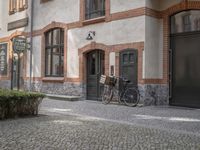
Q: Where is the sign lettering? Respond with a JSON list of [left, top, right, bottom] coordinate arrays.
[[0, 43, 7, 75]]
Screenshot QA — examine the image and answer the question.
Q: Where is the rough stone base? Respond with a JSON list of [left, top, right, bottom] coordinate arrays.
[[0, 80, 11, 89], [22, 81, 169, 106], [139, 84, 169, 106], [24, 81, 84, 97]]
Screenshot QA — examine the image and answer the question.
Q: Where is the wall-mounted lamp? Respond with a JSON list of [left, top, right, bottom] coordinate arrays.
[[86, 31, 95, 40]]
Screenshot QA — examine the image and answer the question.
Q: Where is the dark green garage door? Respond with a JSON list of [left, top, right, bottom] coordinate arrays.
[[170, 10, 200, 108], [170, 32, 200, 108]]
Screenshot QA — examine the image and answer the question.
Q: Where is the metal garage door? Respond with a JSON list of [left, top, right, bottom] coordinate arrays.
[[170, 32, 200, 108]]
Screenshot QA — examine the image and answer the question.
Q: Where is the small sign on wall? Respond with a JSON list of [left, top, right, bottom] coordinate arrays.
[[0, 43, 8, 75], [13, 37, 27, 53], [7, 17, 28, 31]]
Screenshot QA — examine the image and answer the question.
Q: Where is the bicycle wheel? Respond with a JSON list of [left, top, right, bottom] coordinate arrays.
[[122, 88, 140, 107], [102, 85, 113, 104]]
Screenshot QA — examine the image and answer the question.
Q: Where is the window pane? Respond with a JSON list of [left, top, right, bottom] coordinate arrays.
[[53, 29, 60, 45], [171, 10, 200, 34], [45, 49, 51, 76], [52, 48, 60, 76], [129, 53, 134, 63], [60, 47, 64, 76], [123, 54, 128, 64], [45, 31, 52, 46], [90, 53, 96, 75], [85, 0, 105, 20], [60, 29, 64, 44]]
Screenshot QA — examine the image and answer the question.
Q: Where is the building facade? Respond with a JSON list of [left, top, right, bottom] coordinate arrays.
[[0, 0, 200, 108]]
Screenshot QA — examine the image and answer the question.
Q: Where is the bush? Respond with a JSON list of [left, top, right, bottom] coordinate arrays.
[[0, 89, 45, 119]]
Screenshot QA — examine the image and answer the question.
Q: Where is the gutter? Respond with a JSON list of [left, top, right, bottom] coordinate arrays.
[[29, 0, 34, 91]]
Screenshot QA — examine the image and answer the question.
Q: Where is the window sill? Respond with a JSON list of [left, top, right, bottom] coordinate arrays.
[[83, 16, 105, 26], [9, 11, 15, 15], [42, 77, 64, 83]]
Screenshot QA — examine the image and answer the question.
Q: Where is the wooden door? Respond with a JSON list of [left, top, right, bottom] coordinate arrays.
[[120, 49, 138, 89], [87, 50, 104, 100]]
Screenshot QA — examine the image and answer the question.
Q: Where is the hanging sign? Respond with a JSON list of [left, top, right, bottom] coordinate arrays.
[[0, 43, 8, 75], [13, 37, 27, 53]]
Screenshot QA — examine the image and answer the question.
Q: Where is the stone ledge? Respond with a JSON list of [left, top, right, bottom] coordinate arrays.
[[45, 94, 81, 101]]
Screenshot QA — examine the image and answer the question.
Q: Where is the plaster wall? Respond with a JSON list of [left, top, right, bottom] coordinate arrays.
[[0, 0, 31, 37], [33, 0, 80, 30], [144, 16, 163, 79], [110, 0, 145, 14], [109, 52, 115, 76], [67, 16, 145, 78], [26, 36, 41, 77]]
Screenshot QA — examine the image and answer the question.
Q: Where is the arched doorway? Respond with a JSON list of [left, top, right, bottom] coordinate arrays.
[[170, 10, 200, 108], [86, 50, 105, 100]]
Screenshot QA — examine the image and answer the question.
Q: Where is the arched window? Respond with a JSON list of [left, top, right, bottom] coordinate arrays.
[[171, 10, 200, 34], [45, 28, 64, 77]]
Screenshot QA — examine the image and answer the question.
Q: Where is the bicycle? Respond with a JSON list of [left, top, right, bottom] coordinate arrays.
[[100, 75, 140, 107]]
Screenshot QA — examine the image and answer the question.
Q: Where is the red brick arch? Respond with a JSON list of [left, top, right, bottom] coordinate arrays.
[[41, 21, 67, 33], [78, 41, 144, 84], [162, 1, 200, 84], [40, 22, 68, 79], [78, 42, 110, 83]]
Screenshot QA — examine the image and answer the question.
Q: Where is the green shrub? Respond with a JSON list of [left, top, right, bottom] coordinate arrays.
[[0, 89, 45, 119]]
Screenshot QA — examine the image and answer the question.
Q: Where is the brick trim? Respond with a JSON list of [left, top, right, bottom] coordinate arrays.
[[80, 0, 111, 25], [78, 42, 110, 83], [111, 42, 144, 84], [0, 6, 162, 42], [78, 42, 144, 84], [162, 1, 200, 84], [40, 22, 68, 83]]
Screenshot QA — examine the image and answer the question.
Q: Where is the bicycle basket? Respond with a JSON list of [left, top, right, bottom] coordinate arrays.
[[99, 75, 109, 85], [99, 75, 117, 86]]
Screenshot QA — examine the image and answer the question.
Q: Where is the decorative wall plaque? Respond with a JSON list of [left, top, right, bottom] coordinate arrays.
[[13, 37, 27, 53], [7, 17, 28, 31], [0, 43, 8, 75]]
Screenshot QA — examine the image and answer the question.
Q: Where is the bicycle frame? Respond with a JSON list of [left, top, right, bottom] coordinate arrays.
[[110, 77, 130, 103]]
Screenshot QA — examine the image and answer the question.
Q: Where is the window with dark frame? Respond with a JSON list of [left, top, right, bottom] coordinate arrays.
[[45, 28, 64, 77], [85, 0, 105, 20]]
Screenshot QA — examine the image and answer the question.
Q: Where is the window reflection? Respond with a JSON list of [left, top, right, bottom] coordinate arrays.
[[171, 10, 200, 34]]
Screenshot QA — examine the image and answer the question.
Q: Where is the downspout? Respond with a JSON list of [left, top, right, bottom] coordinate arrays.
[[29, 0, 34, 91]]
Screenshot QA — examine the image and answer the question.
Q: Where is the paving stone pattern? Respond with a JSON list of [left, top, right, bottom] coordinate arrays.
[[42, 99, 200, 135], [1, 99, 200, 150], [0, 114, 200, 150]]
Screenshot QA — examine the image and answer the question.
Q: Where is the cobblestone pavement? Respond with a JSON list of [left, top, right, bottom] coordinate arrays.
[[0, 99, 200, 150], [42, 98, 200, 135], [0, 112, 200, 150]]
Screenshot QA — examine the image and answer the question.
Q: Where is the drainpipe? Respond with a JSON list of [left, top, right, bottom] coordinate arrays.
[[29, 0, 34, 91]]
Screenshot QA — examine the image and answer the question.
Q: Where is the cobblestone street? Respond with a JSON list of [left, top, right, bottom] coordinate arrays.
[[0, 99, 200, 150]]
